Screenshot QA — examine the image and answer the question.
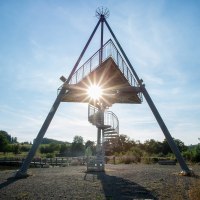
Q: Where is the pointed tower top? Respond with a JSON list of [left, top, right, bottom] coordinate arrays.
[[95, 7, 110, 19]]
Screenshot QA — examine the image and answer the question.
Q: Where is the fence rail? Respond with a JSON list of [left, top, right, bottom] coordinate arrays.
[[0, 157, 86, 168]]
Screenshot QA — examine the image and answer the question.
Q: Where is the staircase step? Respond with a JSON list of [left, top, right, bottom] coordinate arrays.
[[104, 133, 118, 136], [104, 134, 118, 137], [104, 135, 118, 138], [104, 128, 115, 132], [104, 138, 117, 140], [96, 124, 111, 129], [104, 131, 118, 135]]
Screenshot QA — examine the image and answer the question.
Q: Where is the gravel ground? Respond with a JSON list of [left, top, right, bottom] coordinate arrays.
[[0, 164, 200, 200]]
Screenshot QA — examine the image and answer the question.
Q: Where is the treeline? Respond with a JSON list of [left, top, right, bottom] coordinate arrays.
[[0, 130, 20, 153], [39, 136, 96, 158], [1, 130, 200, 163], [0, 130, 94, 158], [40, 137, 70, 145], [105, 135, 200, 163]]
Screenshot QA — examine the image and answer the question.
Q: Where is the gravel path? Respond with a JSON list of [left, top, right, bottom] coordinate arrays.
[[0, 164, 200, 199]]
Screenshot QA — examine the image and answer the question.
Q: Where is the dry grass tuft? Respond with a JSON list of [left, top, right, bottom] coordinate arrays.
[[189, 184, 200, 200]]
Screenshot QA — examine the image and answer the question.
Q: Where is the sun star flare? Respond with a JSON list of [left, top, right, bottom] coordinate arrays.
[[87, 85, 102, 100]]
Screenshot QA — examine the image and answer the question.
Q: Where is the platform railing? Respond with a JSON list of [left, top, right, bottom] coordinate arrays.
[[69, 39, 138, 90]]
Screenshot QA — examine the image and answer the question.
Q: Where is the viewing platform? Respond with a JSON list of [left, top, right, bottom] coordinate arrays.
[[59, 39, 142, 107]]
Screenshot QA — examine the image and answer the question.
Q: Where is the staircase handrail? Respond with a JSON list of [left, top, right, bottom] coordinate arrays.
[[104, 111, 119, 134], [88, 104, 119, 134]]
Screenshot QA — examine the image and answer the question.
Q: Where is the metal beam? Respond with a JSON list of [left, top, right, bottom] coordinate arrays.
[[15, 18, 101, 178], [141, 87, 190, 173], [100, 15, 104, 64], [104, 19, 191, 174]]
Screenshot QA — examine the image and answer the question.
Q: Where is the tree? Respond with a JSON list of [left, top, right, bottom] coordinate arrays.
[[144, 139, 163, 155], [183, 144, 200, 162], [161, 138, 187, 155], [162, 139, 173, 155], [0, 130, 11, 143], [85, 140, 96, 155], [60, 143, 71, 156], [174, 139, 188, 152], [11, 137, 18, 143], [104, 134, 136, 155], [73, 135, 84, 144], [194, 144, 200, 162], [0, 133, 9, 153], [20, 144, 31, 152], [71, 135, 84, 156], [40, 143, 60, 154], [12, 144, 21, 154]]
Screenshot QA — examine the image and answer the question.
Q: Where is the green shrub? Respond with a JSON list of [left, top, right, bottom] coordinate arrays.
[[141, 157, 158, 164], [46, 153, 55, 158], [182, 144, 200, 163]]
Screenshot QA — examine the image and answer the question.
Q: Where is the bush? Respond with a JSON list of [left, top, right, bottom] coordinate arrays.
[[183, 145, 200, 163], [71, 159, 82, 166], [40, 143, 60, 154], [117, 156, 138, 164], [20, 145, 31, 152], [141, 157, 158, 164], [12, 144, 21, 154], [123, 156, 134, 164], [46, 153, 55, 158]]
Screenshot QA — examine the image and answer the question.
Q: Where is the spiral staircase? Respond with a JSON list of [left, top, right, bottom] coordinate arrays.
[[87, 104, 119, 171], [88, 104, 119, 142]]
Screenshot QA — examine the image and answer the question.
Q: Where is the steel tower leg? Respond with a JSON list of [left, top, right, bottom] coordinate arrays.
[[104, 19, 191, 174], [15, 88, 65, 178], [102, 130, 105, 169], [15, 19, 101, 178], [141, 86, 190, 173]]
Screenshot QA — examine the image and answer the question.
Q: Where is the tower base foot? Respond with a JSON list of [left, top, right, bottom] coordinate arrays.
[[179, 169, 194, 176]]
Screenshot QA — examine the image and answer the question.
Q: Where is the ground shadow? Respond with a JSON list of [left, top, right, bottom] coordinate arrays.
[[84, 171, 157, 200], [0, 177, 19, 190]]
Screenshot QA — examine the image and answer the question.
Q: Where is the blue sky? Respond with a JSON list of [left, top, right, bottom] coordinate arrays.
[[0, 0, 200, 145]]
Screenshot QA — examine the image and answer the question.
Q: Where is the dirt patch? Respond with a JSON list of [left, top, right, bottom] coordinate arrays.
[[0, 164, 200, 199]]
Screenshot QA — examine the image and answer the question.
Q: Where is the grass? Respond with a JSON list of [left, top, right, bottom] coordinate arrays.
[[188, 179, 200, 200], [15, 192, 29, 200], [0, 152, 27, 159], [0, 149, 52, 160]]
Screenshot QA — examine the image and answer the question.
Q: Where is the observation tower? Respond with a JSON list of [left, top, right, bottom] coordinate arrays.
[[15, 8, 191, 177]]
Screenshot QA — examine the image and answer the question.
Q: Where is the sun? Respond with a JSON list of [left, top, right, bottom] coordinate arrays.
[[87, 85, 102, 100]]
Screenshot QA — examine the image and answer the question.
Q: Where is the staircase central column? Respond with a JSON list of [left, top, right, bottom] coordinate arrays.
[[96, 107, 105, 171], [96, 127, 101, 169]]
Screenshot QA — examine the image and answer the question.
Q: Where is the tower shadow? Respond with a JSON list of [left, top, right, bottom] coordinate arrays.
[[0, 177, 19, 190], [84, 171, 157, 200]]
